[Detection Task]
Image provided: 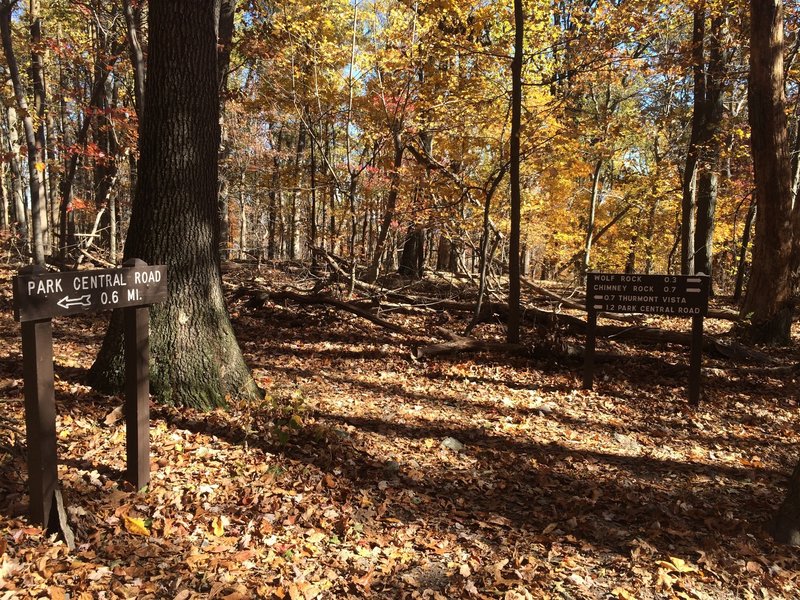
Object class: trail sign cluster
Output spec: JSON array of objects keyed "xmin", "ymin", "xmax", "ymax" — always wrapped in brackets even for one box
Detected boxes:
[
  {"xmin": 12, "ymin": 259, "xmax": 167, "ymax": 546},
  {"xmin": 583, "ymin": 273, "xmax": 710, "ymax": 406},
  {"xmin": 586, "ymin": 273, "xmax": 709, "ymax": 316}
]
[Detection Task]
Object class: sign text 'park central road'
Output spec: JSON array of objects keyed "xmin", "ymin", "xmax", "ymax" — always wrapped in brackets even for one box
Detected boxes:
[
  {"xmin": 13, "ymin": 264, "xmax": 167, "ymax": 322},
  {"xmin": 586, "ymin": 272, "xmax": 709, "ymax": 316}
]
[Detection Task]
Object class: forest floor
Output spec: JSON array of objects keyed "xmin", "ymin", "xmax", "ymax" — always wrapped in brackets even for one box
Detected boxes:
[{"xmin": 1, "ymin": 261, "xmax": 799, "ymax": 599}]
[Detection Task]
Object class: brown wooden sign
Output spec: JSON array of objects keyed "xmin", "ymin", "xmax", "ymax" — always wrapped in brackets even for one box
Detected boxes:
[
  {"xmin": 13, "ymin": 264, "xmax": 167, "ymax": 322},
  {"xmin": 586, "ymin": 273, "xmax": 710, "ymax": 316},
  {"xmin": 583, "ymin": 272, "xmax": 710, "ymax": 407},
  {"xmin": 12, "ymin": 259, "xmax": 166, "ymax": 547}
]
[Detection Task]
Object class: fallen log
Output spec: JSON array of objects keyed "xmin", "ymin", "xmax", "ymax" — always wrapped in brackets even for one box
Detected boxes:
[
  {"xmin": 236, "ymin": 283, "xmax": 768, "ymax": 365},
  {"xmin": 593, "ymin": 325, "xmax": 774, "ymax": 364},
  {"xmin": 244, "ymin": 289, "xmax": 416, "ymax": 336},
  {"xmin": 706, "ymin": 308, "xmax": 740, "ymax": 321},
  {"xmin": 427, "ymin": 302, "xmax": 771, "ymax": 364},
  {"xmin": 413, "ymin": 328, "xmax": 523, "ymax": 359},
  {"xmin": 520, "ymin": 277, "xmax": 638, "ymax": 324}
]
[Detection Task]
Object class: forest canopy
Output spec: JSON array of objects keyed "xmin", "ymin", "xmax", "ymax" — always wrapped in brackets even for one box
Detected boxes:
[{"xmin": 0, "ymin": 0, "xmax": 795, "ymax": 296}]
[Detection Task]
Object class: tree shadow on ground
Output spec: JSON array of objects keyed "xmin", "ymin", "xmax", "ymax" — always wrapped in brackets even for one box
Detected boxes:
[
  {"xmin": 261, "ymin": 360, "xmax": 796, "ymax": 468},
  {"xmin": 153, "ymin": 401, "xmax": 790, "ymax": 568}
]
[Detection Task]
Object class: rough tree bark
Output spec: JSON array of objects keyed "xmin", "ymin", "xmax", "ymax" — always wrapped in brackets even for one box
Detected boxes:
[
  {"xmin": 89, "ymin": 0, "xmax": 260, "ymax": 409},
  {"xmin": 751, "ymin": 1, "xmax": 800, "ymax": 545},
  {"xmin": 740, "ymin": 0, "xmax": 794, "ymax": 345}
]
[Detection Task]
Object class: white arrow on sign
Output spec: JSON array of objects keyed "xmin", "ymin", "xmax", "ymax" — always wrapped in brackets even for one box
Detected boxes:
[{"xmin": 57, "ymin": 295, "xmax": 92, "ymax": 309}]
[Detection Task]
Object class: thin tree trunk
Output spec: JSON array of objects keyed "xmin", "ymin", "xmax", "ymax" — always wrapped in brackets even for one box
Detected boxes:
[
  {"xmin": 310, "ymin": 122, "xmax": 317, "ymax": 268},
  {"xmin": 0, "ymin": 161, "xmax": 8, "ymax": 229},
  {"xmin": 217, "ymin": 0, "xmax": 236, "ymax": 261},
  {"xmin": 346, "ymin": 174, "xmax": 357, "ymax": 259},
  {"xmin": 122, "ymin": 0, "xmax": 145, "ymax": 118},
  {"xmin": 644, "ymin": 190, "xmax": 660, "ymax": 274},
  {"xmin": 507, "ymin": 0, "xmax": 523, "ymax": 344},
  {"xmin": 3, "ymin": 104, "xmax": 27, "ymax": 242},
  {"xmin": 582, "ymin": 160, "xmax": 603, "ymax": 281},
  {"xmin": 57, "ymin": 61, "xmax": 116, "ymax": 257},
  {"xmin": 366, "ymin": 130, "xmax": 403, "ymax": 282},
  {"xmin": 0, "ymin": 1, "xmax": 45, "ymax": 263},
  {"xmin": 290, "ymin": 125, "xmax": 305, "ymax": 260},
  {"xmin": 681, "ymin": 6, "xmax": 705, "ymax": 276},
  {"xmin": 267, "ymin": 127, "xmax": 282, "ymax": 260},
  {"xmin": 29, "ymin": 0, "xmax": 48, "ymax": 257},
  {"xmin": 791, "ymin": 107, "xmax": 800, "ymax": 284},
  {"xmin": 694, "ymin": 14, "xmax": 728, "ymax": 281},
  {"xmin": 733, "ymin": 199, "xmax": 755, "ymax": 302},
  {"xmin": 95, "ymin": 77, "xmax": 119, "ymax": 254},
  {"xmin": 239, "ymin": 175, "xmax": 247, "ymax": 260},
  {"xmin": 45, "ymin": 111, "xmax": 58, "ymax": 254}
]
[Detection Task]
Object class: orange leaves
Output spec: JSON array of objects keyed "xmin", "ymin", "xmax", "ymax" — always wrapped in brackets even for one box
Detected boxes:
[{"xmin": 1, "ymin": 262, "xmax": 799, "ymax": 598}]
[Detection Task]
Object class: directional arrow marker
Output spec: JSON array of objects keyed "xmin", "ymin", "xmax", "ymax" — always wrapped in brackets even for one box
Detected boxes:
[{"xmin": 56, "ymin": 295, "xmax": 92, "ymax": 310}]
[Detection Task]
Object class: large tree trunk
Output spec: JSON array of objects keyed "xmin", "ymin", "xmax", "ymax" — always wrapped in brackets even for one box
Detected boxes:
[
  {"xmin": 772, "ymin": 461, "xmax": 800, "ymax": 546},
  {"xmin": 90, "ymin": 0, "xmax": 260, "ymax": 409},
  {"xmin": 741, "ymin": 0, "xmax": 794, "ymax": 346},
  {"xmin": 398, "ymin": 225, "xmax": 424, "ymax": 279}
]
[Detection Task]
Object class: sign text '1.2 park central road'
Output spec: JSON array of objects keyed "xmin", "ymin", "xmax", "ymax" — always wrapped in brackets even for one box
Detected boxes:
[{"xmin": 13, "ymin": 264, "xmax": 167, "ymax": 322}]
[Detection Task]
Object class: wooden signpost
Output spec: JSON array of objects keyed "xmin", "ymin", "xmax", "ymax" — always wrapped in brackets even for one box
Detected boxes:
[
  {"xmin": 583, "ymin": 273, "xmax": 710, "ymax": 405},
  {"xmin": 12, "ymin": 259, "xmax": 167, "ymax": 544}
]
